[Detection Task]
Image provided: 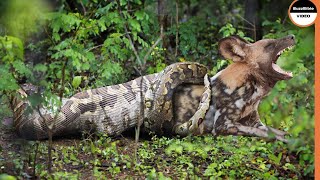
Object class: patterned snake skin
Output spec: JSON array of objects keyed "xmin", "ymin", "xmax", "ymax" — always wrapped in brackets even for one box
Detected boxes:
[{"xmin": 11, "ymin": 62, "xmax": 211, "ymax": 140}]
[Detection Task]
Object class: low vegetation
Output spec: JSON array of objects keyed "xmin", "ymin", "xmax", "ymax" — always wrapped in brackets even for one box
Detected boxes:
[{"xmin": 0, "ymin": 133, "xmax": 314, "ymax": 179}]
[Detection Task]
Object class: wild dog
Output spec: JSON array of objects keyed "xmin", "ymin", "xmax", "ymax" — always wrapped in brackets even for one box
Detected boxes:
[{"xmin": 174, "ymin": 35, "xmax": 295, "ymax": 142}]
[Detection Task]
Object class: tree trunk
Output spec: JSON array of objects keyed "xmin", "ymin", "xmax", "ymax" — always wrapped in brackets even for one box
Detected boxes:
[
  {"xmin": 157, "ymin": 0, "xmax": 168, "ymax": 58},
  {"xmin": 244, "ymin": 0, "xmax": 261, "ymax": 40}
]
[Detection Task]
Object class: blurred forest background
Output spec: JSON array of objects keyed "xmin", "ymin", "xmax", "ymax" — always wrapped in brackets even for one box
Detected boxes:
[{"xmin": 0, "ymin": 0, "xmax": 314, "ymax": 179}]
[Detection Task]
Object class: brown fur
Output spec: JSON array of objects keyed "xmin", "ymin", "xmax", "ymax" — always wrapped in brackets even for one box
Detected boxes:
[
  {"xmin": 219, "ymin": 63, "xmax": 251, "ymax": 91},
  {"xmin": 173, "ymin": 84, "xmax": 204, "ymax": 123}
]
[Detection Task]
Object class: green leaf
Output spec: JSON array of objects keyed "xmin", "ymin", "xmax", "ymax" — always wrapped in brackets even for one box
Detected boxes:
[
  {"xmin": 70, "ymin": 153, "xmax": 78, "ymax": 161},
  {"xmin": 0, "ymin": 67, "xmax": 19, "ymax": 91},
  {"xmin": 86, "ymin": 52, "xmax": 95, "ymax": 62},
  {"xmin": 82, "ymin": 63, "xmax": 90, "ymax": 71},
  {"xmin": 268, "ymin": 152, "xmax": 282, "ymax": 166},
  {"xmin": 135, "ymin": 11, "xmax": 144, "ymax": 20},
  {"xmin": 128, "ymin": 19, "xmax": 141, "ymax": 32},
  {"xmin": 34, "ymin": 64, "xmax": 48, "ymax": 72},
  {"xmin": 0, "ymin": 174, "xmax": 16, "ymax": 180},
  {"xmin": 52, "ymin": 32, "xmax": 60, "ymax": 41},
  {"xmin": 72, "ymin": 76, "xmax": 82, "ymax": 88},
  {"xmin": 27, "ymin": 93, "xmax": 43, "ymax": 108},
  {"xmin": 6, "ymin": 36, "xmax": 24, "ymax": 59},
  {"xmin": 12, "ymin": 61, "xmax": 32, "ymax": 78},
  {"xmin": 204, "ymin": 163, "xmax": 217, "ymax": 176}
]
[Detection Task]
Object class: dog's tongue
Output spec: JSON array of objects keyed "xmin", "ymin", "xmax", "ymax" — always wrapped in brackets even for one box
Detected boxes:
[{"xmin": 272, "ymin": 63, "xmax": 293, "ymax": 77}]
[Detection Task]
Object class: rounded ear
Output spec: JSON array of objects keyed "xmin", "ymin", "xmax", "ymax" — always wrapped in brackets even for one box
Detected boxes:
[{"xmin": 218, "ymin": 36, "xmax": 248, "ymax": 62}]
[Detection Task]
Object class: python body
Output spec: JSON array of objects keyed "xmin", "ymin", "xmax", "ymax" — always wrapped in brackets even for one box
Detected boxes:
[
  {"xmin": 11, "ymin": 35, "xmax": 295, "ymax": 142},
  {"xmin": 11, "ymin": 62, "xmax": 211, "ymax": 140}
]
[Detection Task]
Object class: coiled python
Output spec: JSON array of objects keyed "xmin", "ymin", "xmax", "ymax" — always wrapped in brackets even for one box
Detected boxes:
[{"xmin": 11, "ymin": 62, "xmax": 211, "ymax": 140}]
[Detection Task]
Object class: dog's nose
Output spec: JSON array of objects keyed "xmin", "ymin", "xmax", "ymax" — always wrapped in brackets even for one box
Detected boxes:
[{"xmin": 288, "ymin": 34, "xmax": 295, "ymax": 40}]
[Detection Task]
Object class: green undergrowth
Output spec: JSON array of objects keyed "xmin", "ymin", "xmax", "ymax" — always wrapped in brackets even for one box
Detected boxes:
[{"xmin": 0, "ymin": 135, "xmax": 313, "ymax": 179}]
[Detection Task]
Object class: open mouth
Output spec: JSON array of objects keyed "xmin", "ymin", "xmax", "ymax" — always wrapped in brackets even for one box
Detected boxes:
[{"xmin": 272, "ymin": 45, "xmax": 294, "ymax": 78}]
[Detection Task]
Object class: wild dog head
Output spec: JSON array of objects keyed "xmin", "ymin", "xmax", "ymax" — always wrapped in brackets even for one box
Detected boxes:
[{"xmin": 218, "ymin": 35, "xmax": 295, "ymax": 82}]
